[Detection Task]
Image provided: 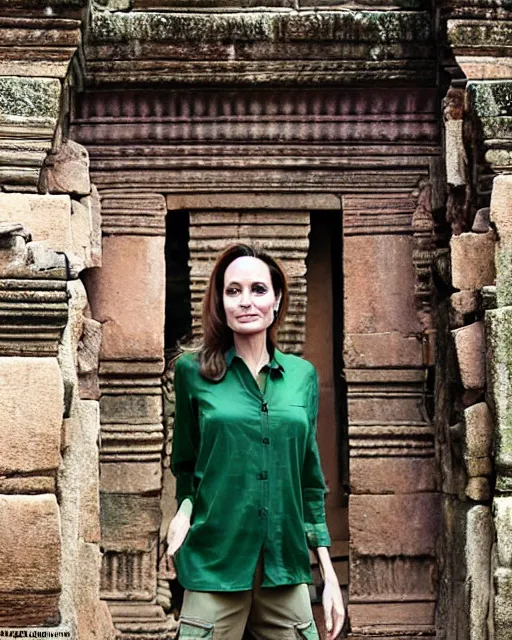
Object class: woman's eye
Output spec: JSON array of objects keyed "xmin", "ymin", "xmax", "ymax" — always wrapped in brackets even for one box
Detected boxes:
[
  {"xmin": 252, "ymin": 284, "xmax": 268, "ymax": 295},
  {"xmin": 226, "ymin": 287, "xmax": 240, "ymax": 296}
]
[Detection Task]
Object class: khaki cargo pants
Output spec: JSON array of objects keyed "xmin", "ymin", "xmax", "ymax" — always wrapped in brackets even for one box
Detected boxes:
[{"xmin": 177, "ymin": 559, "xmax": 319, "ymax": 640}]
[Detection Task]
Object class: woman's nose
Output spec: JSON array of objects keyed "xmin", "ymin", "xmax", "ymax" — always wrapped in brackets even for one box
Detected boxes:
[{"xmin": 240, "ymin": 289, "xmax": 251, "ymax": 307}]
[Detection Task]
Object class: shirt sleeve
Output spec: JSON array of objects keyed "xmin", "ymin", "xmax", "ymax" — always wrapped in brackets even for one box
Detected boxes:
[
  {"xmin": 170, "ymin": 355, "xmax": 200, "ymax": 508},
  {"xmin": 302, "ymin": 366, "xmax": 331, "ymax": 549}
]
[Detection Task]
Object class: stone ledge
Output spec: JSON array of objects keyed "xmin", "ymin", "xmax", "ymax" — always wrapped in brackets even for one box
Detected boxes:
[{"xmin": 89, "ymin": 9, "xmax": 432, "ymax": 44}]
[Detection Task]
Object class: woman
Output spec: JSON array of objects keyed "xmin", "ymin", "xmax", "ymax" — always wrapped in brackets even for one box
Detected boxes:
[{"xmin": 167, "ymin": 244, "xmax": 345, "ymax": 640}]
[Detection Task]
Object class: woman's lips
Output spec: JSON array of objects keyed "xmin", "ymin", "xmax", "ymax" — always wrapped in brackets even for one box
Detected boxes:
[{"xmin": 236, "ymin": 314, "xmax": 259, "ymax": 321}]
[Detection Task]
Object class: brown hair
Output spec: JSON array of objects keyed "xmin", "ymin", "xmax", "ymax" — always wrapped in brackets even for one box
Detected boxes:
[{"xmin": 199, "ymin": 243, "xmax": 289, "ymax": 381}]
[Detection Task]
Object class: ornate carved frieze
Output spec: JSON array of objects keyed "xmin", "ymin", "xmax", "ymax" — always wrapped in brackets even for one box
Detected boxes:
[
  {"xmin": 100, "ymin": 192, "xmax": 166, "ymax": 236},
  {"xmin": 84, "ymin": 8, "xmax": 435, "ymax": 86},
  {"xmin": 70, "ymin": 87, "xmax": 438, "ymax": 193},
  {"xmin": 343, "ymin": 193, "xmax": 418, "ymax": 236},
  {"xmin": 0, "ymin": 222, "xmax": 68, "ymax": 356},
  {"xmin": 411, "ymin": 179, "xmax": 436, "ymax": 342},
  {"xmin": 188, "ymin": 210, "xmax": 310, "ymax": 354},
  {"xmin": 73, "ymin": 87, "xmax": 439, "ymax": 147},
  {"xmin": 0, "ymin": 15, "xmax": 82, "ymax": 78},
  {"xmin": 0, "ymin": 0, "xmax": 87, "ymax": 191}
]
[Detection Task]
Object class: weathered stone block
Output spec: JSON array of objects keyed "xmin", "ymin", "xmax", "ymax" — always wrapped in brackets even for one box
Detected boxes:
[
  {"xmin": 490, "ymin": 175, "xmax": 512, "ymax": 307},
  {"xmin": 452, "ymin": 321, "xmax": 486, "ymax": 390},
  {"xmin": 344, "ymin": 234, "xmax": 420, "ymax": 335},
  {"xmin": 445, "ymin": 119, "xmax": 466, "ymax": 187},
  {"xmin": 0, "ymin": 494, "xmax": 61, "ymax": 626},
  {"xmin": 450, "ymin": 231, "xmax": 496, "ymax": 291},
  {"xmin": 40, "ymin": 140, "xmax": 91, "ymax": 196},
  {"xmin": 466, "ymin": 506, "xmax": 492, "ymax": 640},
  {"xmin": 486, "ymin": 308, "xmax": 512, "ymax": 480},
  {"xmin": 473, "ymin": 207, "xmax": 491, "ymax": 234},
  {"xmin": 78, "ymin": 401, "xmax": 101, "ymax": 544},
  {"xmin": 78, "ymin": 318, "xmax": 102, "ymax": 400},
  {"xmin": 85, "ymin": 235, "xmax": 165, "ymax": 360},
  {"xmin": 466, "ymin": 457, "xmax": 492, "ymax": 478},
  {"xmin": 100, "ymin": 461, "xmax": 162, "ymax": 494},
  {"xmin": 350, "ymin": 494, "xmax": 440, "ymax": 556},
  {"xmin": 464, "ymin": 404, "xmax": 493, "ymax": 455},
  {"xmin": 90, "ymin": 185, "xmax": 102, "ymax": 267},
  {"xmin": 495, "ymin": 567, "xmax": 512, "ymax": 640},
  {"xmin": 0, "ymin": 76, "xmax": 61, "ymax": 122},
  {"xmin": 0, "ymin": 193, "xmax": 72, "ymax": 254},
  {"xmin": 0, "ymin": 357, "xmax": 63, "ymax": 476},
  {"xmin": 76, "ymin": 541, "xmax": 117, "ymax": 640},
  {"xmin": 451, "ymin": 290, "xmax": 479, "ymax": 317},
  {"xmin": 71, "ymin": 198, "xmax": 93, "ymax": 271},
  {"xmin": 100, "ymin": 494, "xmax": 161, "ymax": 552},
  {"xmin": 100, "ymin": 392, "xmax": 162, "ymax": 423},
  {"xmin": 466, "ymin": 477, "xmax": 491, "ymax": 501},
  {"xmin": 495, "ymin": 497, "xmax": 512, "ymax": 569},
  {"xmin": 350, "ymin": 457, "xmax": 436, "ymax": 494}
]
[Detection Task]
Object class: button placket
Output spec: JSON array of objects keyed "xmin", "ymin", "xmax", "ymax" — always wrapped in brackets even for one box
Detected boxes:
[{"xmin": 260, "ymin": 396, "xmax": 270, "ymax": 523}]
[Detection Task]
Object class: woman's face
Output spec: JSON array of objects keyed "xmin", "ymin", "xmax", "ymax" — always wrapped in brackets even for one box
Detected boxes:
[{"xmin": 223, "ymin": 256, "xmax": 278, "ymax": 337}]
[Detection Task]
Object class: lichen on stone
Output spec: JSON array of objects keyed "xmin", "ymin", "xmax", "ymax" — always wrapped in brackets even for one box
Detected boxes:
[
  {"xmin": 0, "ymin": 76, "xmax": 61, "ymax": 123},
  {"xmin": 89, "ymin": 7, "xmax": 432, "ymax": 44}
]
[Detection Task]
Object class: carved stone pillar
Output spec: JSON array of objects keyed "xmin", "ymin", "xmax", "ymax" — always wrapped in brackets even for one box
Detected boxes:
[
  {"xmin": 0, "ymin": 222, "xmax": 67, "ymax": 625},
  {"xmin": 343, "ymin": 190, "xmax": 439, "ymax": 639},
  {"xmin": 85, "ymin": 192, "xmax": 167, "ymax": 637},
  {"xmin": 188, "ymin": 210, "xmax": 310, "ymax": 354}
]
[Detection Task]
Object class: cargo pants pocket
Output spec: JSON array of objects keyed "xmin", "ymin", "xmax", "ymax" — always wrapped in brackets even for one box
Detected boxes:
[
  {"xmin": 294, "ymin": 620, "xmax": 320, "ymax": 640},
  {"xmin": 177, "ymin": 617, "xmax": 214, "ymax": 639}
]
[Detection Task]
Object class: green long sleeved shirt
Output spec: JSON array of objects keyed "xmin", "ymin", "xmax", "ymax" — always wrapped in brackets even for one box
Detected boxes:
[{"xmin": 170, "ymin": 346, "xmax": 331, "ymax": 592}]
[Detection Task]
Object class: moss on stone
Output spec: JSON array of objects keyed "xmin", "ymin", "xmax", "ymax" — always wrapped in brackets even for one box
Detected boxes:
[
  {"xmin": 486, "ymin": 149, "xmax": 512, "ymax": 168},
  {"xmin": 89, "ymin": 8, "xmax": 432, "ymax": 44},
  {"xmin": 496, "ymin": 249, "xmax": 512, "ymax": 308},
  {"xmin": 487, "ymin": 309, "xmax": 512, "ymax": 473},
  {"xmin": 468, "ymin": 81, "xmax": 512, "ymax": 118},
  {"xmin": 0, "ymin": 77, "xmax": 61, "ymax": 122},
  {"xmin": 449, "ymin": 20, "xmax": 512, "ymax": 48}
]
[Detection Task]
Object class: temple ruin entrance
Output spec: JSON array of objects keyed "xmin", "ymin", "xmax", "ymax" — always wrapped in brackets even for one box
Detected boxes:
[
  {"xmin": 73, "ymin": 84, "xmax": 441, "ymax": 639},
  {"xmin": 163, "ymin": 201, "xmax": 350, "ymax": 625}
]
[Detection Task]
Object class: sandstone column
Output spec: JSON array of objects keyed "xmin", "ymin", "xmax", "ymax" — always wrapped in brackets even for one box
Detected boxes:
[
  {"xmin": 85, "ymin": 192, "xmax": 167, "ymax": 636},
  {"xmin": 343, "ymin": 188, "xmax": 439, "ymax": 638}
]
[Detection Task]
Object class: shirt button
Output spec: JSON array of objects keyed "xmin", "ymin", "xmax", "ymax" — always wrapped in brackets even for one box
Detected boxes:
[
  {"xmin": 262, "ymin": 437, "xmax": 270, "ymax": 445},
  {"xmin": 259, "ymin": 508, "xmax": 268, "ymax": 519},
  {"xmin": 257, "ymin": 471, "xmax": 268, "ymax": 480}
]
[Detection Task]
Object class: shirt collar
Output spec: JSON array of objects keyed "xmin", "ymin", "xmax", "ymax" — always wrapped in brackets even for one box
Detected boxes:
[{"xmin": 224, "ymin": 345, "xmax": 285, "ymax": 374}]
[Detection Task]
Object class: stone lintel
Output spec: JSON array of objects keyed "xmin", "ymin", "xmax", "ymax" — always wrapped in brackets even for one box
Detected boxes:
[
  {"xmin": 448, "ymin": 19, "xmax": 512, "ymax": 54},
  {"xmin": 84, "ymin": 8, "xmax": 435, "ymax": 84},
  {"xmin": 89, "ymin": 9, "xmax": 432, "ymax": 45}
]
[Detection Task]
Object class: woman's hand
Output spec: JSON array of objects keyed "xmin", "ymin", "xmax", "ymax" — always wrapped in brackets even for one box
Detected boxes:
[
  {"xmin": 322, "ymin": 574, "xmax": 345, "ymax": 640},
  {"xmin": 166, "ymin": 501, "xmax": 192, "ymax": 579},
  {"xmin": 317, "ymin": 547, "xmax": 346, "ymax": 640}
]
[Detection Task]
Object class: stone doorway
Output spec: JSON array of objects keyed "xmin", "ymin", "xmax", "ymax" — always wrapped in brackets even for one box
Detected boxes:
[
  {"xmin": 162, "ymin": 203, "xmax": 350, "ymax": 628},
  {"xmin": 72, "ymin": 84, "xmax": 441, "ymax": 639}
]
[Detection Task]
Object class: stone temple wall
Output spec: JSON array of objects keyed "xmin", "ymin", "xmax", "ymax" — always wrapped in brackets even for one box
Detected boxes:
[
  {"xmin": 1, "ymin": 0, "xmax": 512, "ymax": 639},
  {"xmin": 0, "ymin": 1, "xmax": 115, "ymax": 638}
]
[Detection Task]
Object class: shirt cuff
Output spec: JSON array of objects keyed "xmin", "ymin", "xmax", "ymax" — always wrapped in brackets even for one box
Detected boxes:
[
  {"xmin": 178, "ymin": 497, "xmax": 194, "ymax": 518},
  {"xmin": 305, "ymin": 522, "xmax": 331, "ymax": 548}
]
